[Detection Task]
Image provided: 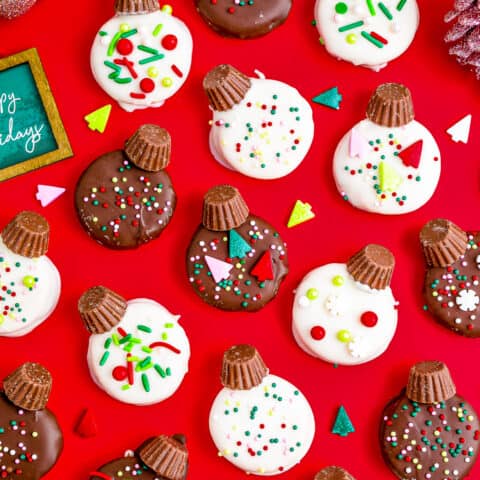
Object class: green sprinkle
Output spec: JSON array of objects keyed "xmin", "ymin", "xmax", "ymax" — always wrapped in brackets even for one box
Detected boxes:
[
  {"xmin": 166, "ymin": 367, "xmax": 171, "ymax": 376},
  {"xmin": 139, "ymin": 54, "xmax": 165, "ymax": 65},
  {"xmin": 121, "ymin": 384, "xmax": 131, "ymax": 391},
  {"xmin": 138, "ymin": 45, "xmax": 159, "ymax": 54},
  {"xmin": 154, "ymin": 364, "xmax": 166, "ymax": 378},
  {"xmin": 138, "ymin": 325, "xmax": 152, "ymax": 333},
  {"xmin": 107, "ymin": 31, "xmax": 122, "ymax": 57},
  {"xmin": 164, "ymin": 323, "xmax": 174, "ymax": 328},
  {"xmin": 119, "ymin": 334, "xmax": 132, "ymax": 344},
  {"xmin": 338, "ymin": 20, "xmax": 364, "ymax": 32},
  {"xmin": 104, "ymin": 338, "xmax": 112, "ymax": 349},
  {"xmin": 99, "ymin": 30, "xmax": 108, "ymax": 36},
  {"xmin": 121, "ymin": 28, "xmax": 138, "ymax": 38},
  {"xmin": 113, "ymin": 77, "xmax": 132, "ymax": 84},
  {"xmin": 396, "ymin": 0, "xmax": 407, "ymax": 10},
  {"xmin": 378, "ymin": 2, "xmax": 393, "ymax": 19},
  {"xmin": 141, "ymin": 374, "xmax": 150, "ymax": 392},
  {"xmin": 361, "ymin": 31, "xmax": 384, "ymax": 48},
  {"xmin": 112, "ymin": 334, "xmax": 120, "ymax": 345},
  {"xmin": 99, "ymin": 351, "xmax": 109, "ymax": 366},
  {"xmin": 366, "ymin": 0, "xmax": 376, "ymax": 15},
  {"xmin": 153, "ymin": 23, "xmax": 163, "ymax": 36},
  {"xmin": 142, "ymin": 346, "xmax": 153, "ymax": 354}
]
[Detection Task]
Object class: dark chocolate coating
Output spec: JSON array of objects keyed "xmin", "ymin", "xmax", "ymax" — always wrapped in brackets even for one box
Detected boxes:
[
  {"xmin": 90, "ymin": 456, "xmax": 158, "ymax": 480},
  {"xmin": 186, "ymin": 215, "xmax": 288, "ymax": 311},
  {"xmin": 0, "ymin": 392, "xmax": 63, "ymax": 479},
  {"xmin": 75, "ymin": 151, "xmax": 176, "ymax": 249},
  {"xmin": 424, "ymin": 233, "xmax": 480, "ymax": 337},
  {"xmin": 195, "ymin": 0, "xmax": 292, "ymax": 39},
  {"xmin": 380, "ymin": 390, "xmax": 480, "ymax": 480}
]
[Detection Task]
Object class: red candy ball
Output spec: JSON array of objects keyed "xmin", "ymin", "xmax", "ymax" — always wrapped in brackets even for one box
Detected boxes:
[
  {"xmin": 112, "ymin": 366, "xmax": 128, "ymax": 381},
  {"xmin": 140, "ymin": 78, "xmax": 155, "ymax": 93},
  {"xmin": 361, "ymin": 311, "xmax": 378, "ymax": 327},
  {"xmin": 310, "ymin": 326, "xmax": 326, "ymax": 340},
  {"xmin": 161, "ymin": 34, "xmax": 178, "ymax": 50},
  {"xmin": 116, "ymin": 38, "xmax": 133, "ymax": 56}
]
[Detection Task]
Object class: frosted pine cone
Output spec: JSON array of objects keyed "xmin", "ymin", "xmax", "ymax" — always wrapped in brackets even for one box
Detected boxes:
[{"xmin": 445, "ymin": 0, "xmax": 480, "ymax": 79}]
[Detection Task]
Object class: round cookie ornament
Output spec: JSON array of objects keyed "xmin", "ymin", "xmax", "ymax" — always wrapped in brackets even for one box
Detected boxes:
[
  {"xmin": 333, "ymin": 83, "xmax": 441, "ymax": 214},
  {"xmin": 0, "ymin": 362, "xmax": 63, "ymax": 479},
  {"xmin": 380, "ymin": 361, "xmax": 480, "ymax": 480},
  {"xmin": 293, "ymin": 244, "xmax": 398, "ymax": 365},
  {"xmin": 420, "ymin": 218, "xmax": 480, "ymax": 337},
  {"xmin": 186, "ymin": 185, "xmax": 288, "ymax": 311},
  {"xmin": 314, "ymin": 466, "xmax": 356, "ymax": 480},
  {"xmin": 90, "ymin": 0, "xmax": 193, "ymax": 112},
  {"xmin": 195, "ymin": 0, "xmax": 292, "ymax": 39},
  {"xmin": 90, "ymin": 434, "xmax": 188, "ymax": 480},
  {"xmin": 209, "ymin": 345, "xmax": 315, "ymax": 475},
  {"xmin": 78, "ymin": 286, "xmax": 190, "ymax": 406},
  {"xmin": 0, "ymin": 0, "xmax": 36, "ymax": 19},
  {"xmin": 204, "ymin": 65, "xmax": 314, "ymax": 180},
  {"xmin": 314, "ymin": 0, "xmax": 419, "ymax": 70},
  {"xmin": 0, "ymin": 211, "xmax": 61, "ymax": 337},
  {"xmin": 75, "ymin": 124, "xmax": 177, "ymax": 249}
]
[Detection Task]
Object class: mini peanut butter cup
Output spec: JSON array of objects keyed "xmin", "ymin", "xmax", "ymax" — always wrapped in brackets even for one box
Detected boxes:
[
  {"xmin": 406, "ymin": 361, "xmax": 456, "ymax": 404},
  {"xmin": 124, "ymin": 124, "xmax": 171, "ymax": 172},
  {"xmin": 3, "ymin": 362, "xmax": 52, "ymax": 411},
  {"xmin": 114, "ymin": 0, "xmax": 158, "ymax": 14},
  {"xmin": 203, "ymin": 64, "xmax": 251, "ymax": 112},
  {"xmin": 221, "ymin": 344, "xmax": 268, "ymax": 390},
  {"xmin": 420, "ymin": 218, "xmax": 468, "ymax": 268},
  {"xmin": 366, "ymin": 83, "xmax": 414, "ymax": 127},
  {"xmin": 347, "ymin": 244, "xmax": 395, "ymax": 290},
  {"xmin": 1, "ymin": 211, "xmax": 49, "ymax": 258},
  {"xmin": 314, "ymin": 466, "xmax": 356, "ymax": 480},
  {"xmin": 139, "ymin": 434, "xmax": 188, "ymax": 480},
  {"xmin": 78, "ymin": 286, "xmax": 127, "ymax": 334},
  {"xmin": 202, "ymin": 185, "xmax": 249, "ymax": 231}
]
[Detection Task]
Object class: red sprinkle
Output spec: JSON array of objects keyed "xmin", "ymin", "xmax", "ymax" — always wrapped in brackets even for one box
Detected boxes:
[
  {"xmin": 161, "ymin": 34, "xmax": 178, "ymax": 50},
  {"xmin": 310, "ymin": 326, "xmax": 325, "ymax": 340}
]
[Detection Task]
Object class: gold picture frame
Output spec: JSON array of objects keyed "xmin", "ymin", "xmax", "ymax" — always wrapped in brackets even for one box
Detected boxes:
[{"xmin": 0, "ymin": 47, "xmax": 73, "ymax": 182}]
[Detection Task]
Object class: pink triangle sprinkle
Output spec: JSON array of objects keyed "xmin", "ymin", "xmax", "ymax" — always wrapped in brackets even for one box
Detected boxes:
[
  {"xmin": 35, "ymin": 185, "xmax": 66, "ymax": 207},
  {"xmin": 204, "ymin": 255, "xmax": 233, "ymax": 283}
]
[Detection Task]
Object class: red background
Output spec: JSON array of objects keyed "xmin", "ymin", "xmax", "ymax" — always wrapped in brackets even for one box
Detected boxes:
[{"xmin": 1, "ymin": 0, "xmax": 480, "ymax": 478}]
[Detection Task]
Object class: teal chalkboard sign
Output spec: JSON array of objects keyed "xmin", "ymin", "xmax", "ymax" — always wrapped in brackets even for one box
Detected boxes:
[{"xmin": 0, "ymin": 48, "xmax": 72, "ymax": 181}]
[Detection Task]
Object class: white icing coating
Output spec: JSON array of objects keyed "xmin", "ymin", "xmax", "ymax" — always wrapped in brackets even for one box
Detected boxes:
[
  {"xmin": 292, "ymin": 263, "xmax": 397, "ymax": 365},
  {"xmin": 315, "ymin": 0, "xmax": 419, "ymax": 70},
  {"xmin": 209, "ymin": 374, "xmax": 314, "ymax": 476},
  {"xmin": 209, "ymin": 77, "xmax": 314, "ymax": 180},
  {"xmin": 0, "ymin": 238, "xmax": 60, "ymax": 337},
  {"xmin": 333, "ymin": 119, "xmax": 441, "ymax": 214},
  {"xmin": 87, "ymin": 298, "xmax": 190, "ymax": 405},
  {"xmin": 90, "ymin": 10, "xmax": 192, "ymax": 112}
]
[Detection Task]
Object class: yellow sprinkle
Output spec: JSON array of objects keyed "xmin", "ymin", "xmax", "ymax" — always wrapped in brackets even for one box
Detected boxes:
[
  {"xmin": 468, "ymin": 415, "xmax": 474, "ymax": 421},
  {"xmin": 416, "ymin": 465, "xmax": 422, "ymax": 470},
  {"xmin": 92, "ymin": 187, "xmax": 98, "ymax": 193},
  {"xmin": 268, "ymin": 409, "xmax": 273, "ymax": 416},
  {"xmin": 32, "ymin": 432, "xmax": 38, "ymax": 438},
  {"xmin": 161, "ymin": 4, "xmax": 172, "ymax": 14},
  {"xmin": 122, "ymin": 177, "xmax": 127, "ymax": 182},
  {"xmin": 225, "ymin": 287, "xmax": 231, "ymax": 292},
  {"xmin": 411, "ymin": 440, "xmax": 417, "ymax": 445},
  {"xmin": 223, "ymin": 236, "xmax": 228, "ymax": 242},
  {"xmin": 412, "ymin": 458, "xmax": 418, "ymax": 464},
  {"xmin": 434, "ymin": 431, "xmax": 440, "ymax": 436},
  {"xmin": 120, "ymin": 204, "xmax": 126, "ymax": 209},
  {"xmin": 112, "ymin": 177, "xmax": 118, "ymax": 183},
  {"xmin": 346, "ymin": 33, "xmax": 357, "ymax": 44},
  {"xmin": 238, "ymin": 274, "xmax": 244, "ymax": 280},
  {"xmin": 235, "ymin": 263, "xmax": 241, "ymax": 269},
  {"xmin": 441, "ymin": 452, "xmax": 447, "ymax": 457},
  {"xmin": 223, "ymin": 449, "xmax": 231, "ymax": 456},
  {"xmin": 119, "ymin": 23, "xmax": 130, "ymax": 32},
  {"xmin": 162, "ymin": 77, "xmax": 173, "ymax": 88},
  {"xmin": 0, "ymin": 315, "xmax": 4, "ymax": 325},
  {"xmin": 8, "ymin": 313, "xmax": 14, "ymax": 319},
  {"xmin": 258, "ymin": 468, "xmax": 265, "ymax": 474},
  {"xmin": 232, "ymin": 425, "xmax": 237, "ymax": 431},
  {"xmin": 93, "ymin": 217, "xmax": 98, "ymax": 223},
  {"xmin": 224, "ymin": 400, "xmax": 230, "ymax": 406},
  {"xmin": 402, "ymin": 434, "xmax": 408, "ymax": 440},
  {"xmin": 148, "ymin": 67, "xmax": 159, "ymax": 78},
  {"xmin": 432, "ymin": 292, "xmax": 438, "ymax": 297}
]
